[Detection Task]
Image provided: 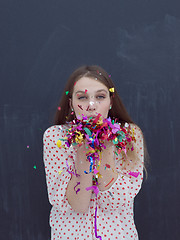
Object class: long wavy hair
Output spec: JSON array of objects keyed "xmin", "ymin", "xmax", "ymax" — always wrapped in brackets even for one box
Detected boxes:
[{"xmin": 53, "ymin": 65, "xmax": 149, "ymax": 175}]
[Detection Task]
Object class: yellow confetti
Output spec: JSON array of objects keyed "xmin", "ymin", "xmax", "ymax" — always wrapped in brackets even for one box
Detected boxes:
[
  {"xmin": 58, "ymin": 170, "xmax": 62, "ymax": 175},
  {"xmin": 109, "ymin": 87, "xmax": 114, "ymax": 92},
  {"xmin": 56, "ymin": 140, "xmax": 62, "ymax": 148}
]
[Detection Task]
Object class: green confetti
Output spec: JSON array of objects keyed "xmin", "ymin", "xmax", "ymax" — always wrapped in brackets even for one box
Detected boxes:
[
  {"xmin": 115, "ymin": 151, "xmax": 118, "ymax": 156},
  {"xmin": 66, "ymin": 91, "xmax": 69, "ymax": 95},
  {"xmin": 84, "ymin": 127, "xmax": 92, "ymax": 136},
  {"xmin": 33, "ymin": 165, "xmax": 37, "ymax": 169}
]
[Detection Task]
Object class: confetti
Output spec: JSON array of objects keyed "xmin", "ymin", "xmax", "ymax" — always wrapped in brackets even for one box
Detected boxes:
[
  {"xmin": 61, "ymin": 113, "xmax": 136, "ymax": 238},
  {"xmin": 95, "ymin": 206, "xmax": 102, "ymax": 240},
  {"xmin": 33, "ymin": 165, "xmax": 37, "ymax": 169},
  {"xmin": 86, "ymin": 185, "xmax": 99, "ymax": 195},
  {"xmin": 86, "ymin": 106, "xmax": 90, "ymax": 111},
  {"xmin": 128, "ymin": 171, "xmax": 140, "ymax": 178},
  {"xmin": 109, "ymin": 87, "xmax": 114, "ymax": 92},
  {"xmin": 85, "ymin": 89, "xmax": 88, "ymax": 93},
  {"xmin": 78, "ymin": 105, "xmax": 83, "ymax": 110},
  {"xmin": 58, "ymin": 106, "xmax": 61, "ymax": 111},
  {"xmin": 58, "ymin": 170, "xmax": 62, "ymax": 175},
  {"xmin": 105, "ymin": 178, "xmax": 114, "ymax": 187},
  {"xmin": 94, "ymin": 169, "xmax": 99, "ymax": 174},
  {"xmin": 56, "ymin": 140, "xmax": 62, "ymax": 148},
  {"xmin": 75, "ymin": 188, "xmax": 80, "ymax": 194},
  {"xmin": 109, "ymin": 191, "xmax": 114, "ymax": 197},
  {"xmin": 105, "ymin": 164, "xmax": 111, "ymax": 168},
  {"xmin": 65, "ymin": 91, "xmax": 69, "ymax": 95},
  {"xmin": 27, "ymin": 145, "xmax": 29, "ymax": 148}
]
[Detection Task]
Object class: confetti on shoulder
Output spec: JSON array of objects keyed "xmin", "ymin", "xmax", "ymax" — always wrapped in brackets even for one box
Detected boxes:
[{"xmin": 128, "ymin": 171, "xmax": 140, "ymax": 178}]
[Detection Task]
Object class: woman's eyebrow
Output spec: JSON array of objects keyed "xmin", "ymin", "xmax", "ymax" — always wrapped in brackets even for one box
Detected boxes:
[{"xmin": 75, "ymin": 89, "xmax": 108, "ymax": 94}]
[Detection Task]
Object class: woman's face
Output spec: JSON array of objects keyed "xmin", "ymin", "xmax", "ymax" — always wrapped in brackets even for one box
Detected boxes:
[{"xmin": 70, "ymin": 77, "xmax": 112, "ymax": 119}]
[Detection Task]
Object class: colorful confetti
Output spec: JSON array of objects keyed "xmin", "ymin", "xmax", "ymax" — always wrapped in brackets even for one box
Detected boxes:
[{"xmin": 59, "ymin": 113, "xmax": 136, "ymax": 239}]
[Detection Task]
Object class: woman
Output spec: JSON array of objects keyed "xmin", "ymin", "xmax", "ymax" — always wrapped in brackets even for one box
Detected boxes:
[{"xmin": 43, "ymin": 65, "xmax": 145, "ymax": 240}]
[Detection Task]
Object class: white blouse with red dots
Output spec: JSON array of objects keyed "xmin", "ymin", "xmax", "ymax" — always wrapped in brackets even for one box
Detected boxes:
[{"xmin": 43, "ymin": 123, "xmax": 144, "ymax": 240}]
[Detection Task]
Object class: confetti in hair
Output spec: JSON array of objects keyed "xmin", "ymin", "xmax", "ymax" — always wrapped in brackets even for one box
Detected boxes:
[{"xmin": 109, "ymin": 87, "xmax": 114, "ymax": 92}]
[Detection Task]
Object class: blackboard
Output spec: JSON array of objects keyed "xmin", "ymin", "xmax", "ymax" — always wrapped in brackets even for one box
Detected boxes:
[{"xmin": 0, "ymin": 0, "xmax": 179, "ymax": 239}]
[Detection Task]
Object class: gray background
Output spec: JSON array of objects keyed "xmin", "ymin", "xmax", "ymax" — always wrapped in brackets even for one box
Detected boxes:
[{"xmin": 0, "ymin": 0, "xmax": 180, "ymax": 239}]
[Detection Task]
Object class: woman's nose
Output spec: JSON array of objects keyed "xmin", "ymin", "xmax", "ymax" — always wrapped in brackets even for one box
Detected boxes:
[{"xmin": 87, "ymin": 100, "xmax": 97, "ymax": 111}]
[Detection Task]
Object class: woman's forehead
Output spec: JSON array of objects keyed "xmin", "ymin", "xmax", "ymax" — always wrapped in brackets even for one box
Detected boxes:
[{"xmin": 73, "ymin": 77, "xmax": 108, "ymax": 93}]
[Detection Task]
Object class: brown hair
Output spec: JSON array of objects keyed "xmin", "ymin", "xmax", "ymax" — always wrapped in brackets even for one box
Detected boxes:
[{"xmin": 54, "ymin": 65, "xmax": 134, "ymax": 125}]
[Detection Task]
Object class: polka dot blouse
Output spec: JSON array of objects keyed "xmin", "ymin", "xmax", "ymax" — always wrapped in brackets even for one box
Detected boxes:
[{"xmin": 43, "ymin": 123, "xmax": 144, "ymax": 240}]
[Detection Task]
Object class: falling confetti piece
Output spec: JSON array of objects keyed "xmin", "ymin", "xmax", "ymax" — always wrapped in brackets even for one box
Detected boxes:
[
  {"xmin": 85, "ymin": 89, "xmax": 88, "ymax": 93},
  {"xmin": 57, "ymin": 106, "xmax": 61, "ymax": 111},
  {"xmin": 65, "ymin": 91, "xmax": 69, "ymax": 95},
  {"xmin": 56, "ymin": 140, "xmax": 62, "ymax": 148},
  {"xmin": 27, "ymin": 145, "xmax": 29, "ymax": 148},
  {"xmin": 109, "ymin": 87, "xmax": 114, "ymax": 92},
  {"xmin": 33, "ymin": 165, "xmax": 37, "ymax": 169}
]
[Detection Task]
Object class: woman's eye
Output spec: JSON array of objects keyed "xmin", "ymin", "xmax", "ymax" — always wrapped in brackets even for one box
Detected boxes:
[
  {"xmin": 97, "ymin": 95, "xmax": 105, "ymax": 99},
  {"xmin": 78, "ymin": 96, "xmax": 87, "ymax": 100}
]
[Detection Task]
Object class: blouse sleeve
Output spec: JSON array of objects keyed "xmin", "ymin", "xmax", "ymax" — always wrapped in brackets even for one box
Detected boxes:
[
  {"xmin": 97, "ymin": 124, "xmax": 144, "ymax": 211},
  {"xmin": 43, "ymin": 125, "xmax": 74, "ymax": 213}
]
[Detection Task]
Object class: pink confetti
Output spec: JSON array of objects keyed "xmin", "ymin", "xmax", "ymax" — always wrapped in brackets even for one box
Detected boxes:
[
  {"xmin": 58, "ymin": 106, "xmax": 61, "ymax": 111},
  {"xmin": 128, "ymin": 171, "xmax": 140, "ymax": 178},
  {"xmin": 94, "ymin": 169, "xmax": 99, "ymax": 174},
  {"xmin": 86, "ymin": 186, "xmax": 99, "ymax": 195}
]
